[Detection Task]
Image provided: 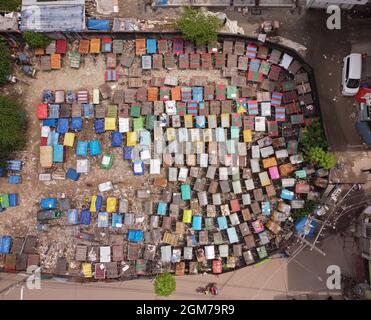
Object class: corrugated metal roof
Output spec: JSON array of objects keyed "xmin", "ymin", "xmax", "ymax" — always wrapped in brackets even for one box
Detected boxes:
[{"xmin": 20, "ymin": 5, "xmax": 84, "ymax": 32}]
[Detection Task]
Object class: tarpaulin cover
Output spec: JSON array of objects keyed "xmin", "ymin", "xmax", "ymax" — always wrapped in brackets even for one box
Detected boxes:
[
  {"xmin": 47, "ymin": 131, "xmax": 59, "ymax": 146},
  {"xmin": 0, "ymin": 236, "xmax": 11, "ymax": 254},
  {"xmin": 124, "ymin": 147, "xmax": 133, "ymax": 160},
  {"xmin": 94, "ymin": 119, "xmax": 105, "ymax": 134},
  {"xmin": 146, "ymin": 39, "xmax": 157, "ymax": 54},
  {"xmin": 37, "ymin": 104, "xmax": 48, "ymax": 119},
  {"xmin": 66, "ymin": 168, "xmax": 80, "ymax": 181},
  {"xmin": 128, "ymin": 230, "xmax": 144, "ymax": 242},
  {"xmin": 227, "ymin": 227, "xmax": 239, "ymax": 243},
  {"xmin": 280, "ymin": 189, "xmax": 294, "ymax": 201},
  {"xmin": 112, "ymin": 213, "xmax": 122, "ymax": 228},
  {"xmin": 8, "ymin": 176, "xmax": 21, "ymax": 184},
  {"xmin": 53, "ymin": 144, "xmax": 64, "ymax": 162},
  {"xmin": 71, "ymin": 117, "xmax": 82, "ymax": 131},
  {"xmin": 192, "ymin": 87, "xmax": 203, "ymax": 102},
  {"xmin": 89, "ymin": 140, "xmax": 101, "ymax": 156},
  {"xmin": 67, "ymin": 209, "xmax": 78, "ymax": 225},
  {"xmin": 83, "ymin": 104, "xmax": 94, "ymax": 118},
  {"xmin": 105, "ymin": 117, "xmax": 116, "ymax": 131},
  {"xmin": 90, "ymin": 195, "xmax": 103, "ymax": 213},
  {"xmin": 7, "ymin": 160, "xmax": 22, "ymax": 171},
  {"xmin": 0, "ymin": 194, "xmax": 9, "ymax": 208},
  {"xmin": 8, "ymin": 194, "xmax": 18, "ymax": 207},
  {"xmin": 192, "ymin": 216, "xmax": 202, "ymax": 231},
  {"xmin": 295, "ymin": 217, "xmax": 317, "ymax": 239},
  {"xmin": 157, "ymin": 202, "xmax": 167, "ymax": 216},
  {"xmin": 97, "ymin": 212, "xmax": 109, "ymax": 228},
  {"xmin": 56, "ymin": 39, "xmax": 67, "ymax": 54},
  {"xmin": 80, "ymin": 210, "xmax": 91, "ymax": 225},
  {"xmin": 43, "ymin": 119, "xmax": 57, "ymax": 127},
  {"xmin": 76, "ymin": 140, "xmax": 88, "ymax": 157},
  {"xmin": 112, "ymin": 132, "xmax": 123, "ymax": 147},
  {"xmin": 0, "ymin": 167, "xmax": 5, "ymax": 177},
  {"xmin": 40, "ymin": 198, "xmax": 57, "ymax": 210},
  {"xmin": 63, "ymin": 132, "xmax": 75, "ymax": 147},
  {"xmin": 57, "ymin": 118, "xmax": 69, "ymax": 134},
  {"xmin": 133, "ymin": 160, "xmax": 144, "ymax": 175},
  {"xmin": 87, "ymin": 19, "xmax": 110, "ymax": 31},
  {"xmin": 48, "ymin": 104, "xmax": 60, "ymax": 119},
  {"xmin": 217, "ymin": 216, "xmax": 228, "ymax": 230},
  {"xmin": 106, "ymin": 197, "xmax": 117, "ymax": 213},
  {"xmin": 101, "ymin": 38, "xmax": 112, "ymax": 53}
]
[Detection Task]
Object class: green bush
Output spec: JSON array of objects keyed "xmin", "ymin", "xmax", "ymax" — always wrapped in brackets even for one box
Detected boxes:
[
  {"xmin": 0, "ymin": 38, "xmax": 12, "ymax": 85},
  {"xmin": 0, "ymin": 95, "xmax": 27, "ymax": 165},
  {"xmin": 23, "ymin": 31, "xmax": 51, "ymax": 49},
  {"xmin": 307, "ymin": 147, "xmax": 337, "ymax": 169},
  {"xmin": 0, "ymin": 0, "xmax": 21, "ymax": 11},
  {"xmin": 153, "ymin": 272, "xmax": 176, "ymax": 297},
  {"xmin": 176, "ymin": 7, "xmax": 222, "ymax": 46}
]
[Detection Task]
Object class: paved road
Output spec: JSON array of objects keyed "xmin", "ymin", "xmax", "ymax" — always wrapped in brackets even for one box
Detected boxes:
[{"xmin": 0, "ymin": 234, "xmax": 352, "ymax": 300}]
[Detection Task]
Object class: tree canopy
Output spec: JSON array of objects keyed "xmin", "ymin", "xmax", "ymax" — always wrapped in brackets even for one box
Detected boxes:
[
  {"xmin": 0, "ymin": 96, "xmax": 27, "ymax": 165},
  {"xmin": 0, "ymin": 38, "xmax": 12, "ymax": 85},
  {"xmin": 153, "ymin": 272, "xmax": 176, "ymax": 297},
  {"xmin": 23, "ymin": 31, "xmax": 51, "ymax": 49},
  {"xmin": 0, "ymin": 0, "xmax": 21, "ymax": 12},
  {"xmin": 176, "ymin": 7, "xmax": 222, "ymax": 46}
]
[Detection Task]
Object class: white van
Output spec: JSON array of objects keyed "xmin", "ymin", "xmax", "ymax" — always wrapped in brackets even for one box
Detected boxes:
[{"xmin": 342, "ymin": 53, "xmax": 362, "ymax": 96}]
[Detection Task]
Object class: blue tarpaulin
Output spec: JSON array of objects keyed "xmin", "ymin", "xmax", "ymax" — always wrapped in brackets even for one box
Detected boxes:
[
  {"xmin": 280, "ymin": 189, "xmax": 294, "ymax": 201},
  {"xmin": 295, "ymin": 217, "xmax": 317, "ymax": 239},
  {"xmin": 47, "ymin": 131, "xmax": 59, "ymax": 146},
  {"xmin": 133, "ymin": 160, "xmax": 144, "ymax": 176},
  {"xmin": 53, "ymin": 145, "xmax": 64, "ymax": 163},
  {"xmin": 192, "ymin": 216, "xmax": 202, "ymax": 231},
  {"xmin": 94, "ymin": 119, "xmax": 105, "ymax": 134},
  {"xmin": 8, "ymin": 194, "xmax": 18, "ymax": 207},
  {"xmin": 57, "ymin": 118, "xmax": 69, "ymax": 134},
  {"xmin": 0, "ymin": 167, "xmax": 5, "ymax": 177},
  {"xmin": 67, "ymin": 209, "xmax": 79, "ymax": 225},
  {"xmin": 87, "ymin": 19, "xmax": 110, "ymax": 31},
  {"xmin": 40, "ymin": 198, "xmax": 57, "ymax": 210},
  {"xmin": 146, "ymin": 39, "xmax": 157, "ymax": 54},
  {"xmin": 43, "ymin": 119, "xmax": 57, "ymax": 127},
  {"xmin": 124, "ymin": 147, "xmax": 133, "ymax": 160},
  {"xmin": 7, "ymin": 160, "xmax": 22, "ymax": 171},
  {"xmin": 128, "ymin": 230, "xmax": 144, "ymax": 242},
  {"xmin": 89, "ymin": 140, "xmax": 101, "ymax": 157},
  {"xmin": 80, "ymin": 210, "xmax": 91, "ymax": 225},
  {"xmin": 157, "ymin": 202, "xmax": 167, "ymax": 216},
  {"xmin": 195, "ymin": 116, "xmax": 206, "ymax": 128},
  {"xmin": 76, "ymin": 140, "xmax": 88, "ymax": 157},
  {"xmin": 0, "ymin": 236, "xmax": 12, "ymax": 254},
  {"xmin": 227, "ymin": 227, "xmax": 239, "ymax": 244},
  {"xmin": 217, "ymin": 216, "xmax": 228, "ymax": 230},
  {"xmin": 112, "ymin": 213, "xmax": 122, "ymax": 228},
  {"xmin": 8, "ymin": 176, "xmax": 21, "ymax": 184},
  {"xmin": 95, "ymin": 195, "xmax": 103, "ymax": 212},
  {"xmin": 192, "ymin": 87, "xmax": 203, "ymax": 102},
  {"xmin": 83, "ymin": 104, "xmax": 94, "ymax": 118},
  {"xmin": 66, "ymin": 168, "xmax": 80, "ymax": 181},
  {"xmin": 71, "ymin": 117, "xmax": 82, "ymax": 131},
  {"xmin": 111, "ymin": 132, "xmax": 123, "ymax": 147}
]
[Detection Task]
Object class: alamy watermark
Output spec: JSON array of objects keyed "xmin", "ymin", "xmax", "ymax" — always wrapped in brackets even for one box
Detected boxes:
[
  {"xmin": 327, "ymin": 5, "xmax": 341, "ymax": 30},
  {"xmin": 326, "ymin": 265, "xmax": 341, "ymax": 290},
  {"xmin": 26, "ymin": 265, "xmax": 41, "ymax": 290}
]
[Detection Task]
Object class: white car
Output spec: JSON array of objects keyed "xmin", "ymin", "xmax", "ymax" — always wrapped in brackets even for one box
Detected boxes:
[{"xmin": 342, "ymin": 53, "xmax": 362, "ymax": 96}]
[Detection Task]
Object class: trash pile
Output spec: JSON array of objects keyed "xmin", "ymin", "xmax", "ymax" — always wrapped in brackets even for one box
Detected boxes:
[{"xmin": 1, "ymin": 37, "xmax": 327, "ymax": 279}]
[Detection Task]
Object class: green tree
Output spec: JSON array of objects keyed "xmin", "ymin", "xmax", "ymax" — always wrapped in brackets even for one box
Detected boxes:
[
  {"xmin": 23, "ymin": 31, "xmax": 51, "ymax": 49},
  {"xmin": 153, "ymin": 272, "xmax": 176, "ymax": 297},
  {"xmin": 307, "ymin": 147, "xmax": 336, "ymax": 169},
  {"xmin": 292, "ymin": 200, "xmax": 318, "ymax": 221},
  {"xmin": 301, "ymin": 120, "xmax": 327, "ymax": 153},
  {"xmin": 176, "ymin": 7, "xmax": 222, "ymax": 46},
  {"xmin": 0, "ymin": 0, "xmax": 21, "ymax": 11},
  {"xmin": 0, "ymin": 96, "xmax": 27, "ymax": 165},
  {"xmin": 0, "ymin": 38, "xmax": 12, "ymax": 85}
]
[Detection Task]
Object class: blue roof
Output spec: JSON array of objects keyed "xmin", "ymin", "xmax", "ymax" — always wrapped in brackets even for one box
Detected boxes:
[
  {"xmin": 128, "ymin": 230, "xmax": 144, "ymax": 242},
  {"xmin": 192, "ymin": 216, "xmax": 202, "ymax": 231},
  {"xmin": 87, "ymin": 19, "xmax": 110, "ymax": 31},
  {"xmin": 146, "ymin": 39, "xmax": 157, "ymax": 54},
  {"xmin": 80, "ymin": 210, "xmax": 91, "ymax": 225},
  {"xmin": 112, "ymin": 213, "xmax": 122, "ymax": 228},
  {"xmin": 67, "ymin": 209, "xmax": 79, "ymax": 225},
  {"xmin": 192, "ymin": 87, "xmax": 203, "ymax": 102},
  {"xmin": 217, "ymin": 216, "xmax": 228, "ymax": 230},
  {"xmin": 0, "ymin": 236, "xmax": 12, "ymax": 254},
  {"xmin": 295, "ymin": 217, "xmax": 317, "ymax": 239},
  {"xmin": 40, "ymin": 198, "xmax": 57, "ymax": 210},
  {"xmin": 21, "ymin": 5, "xmax": 85, "ymax": 32},
  {"xmin": 157, "ymin": 202, "xmax": 167, "ymax": 215}
]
